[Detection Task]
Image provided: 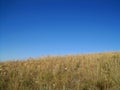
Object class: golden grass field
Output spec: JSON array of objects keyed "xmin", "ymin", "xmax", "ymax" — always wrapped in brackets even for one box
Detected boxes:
[{"xmin": 0, "ymin": 51, "xmax": 120, "ymax": 90}]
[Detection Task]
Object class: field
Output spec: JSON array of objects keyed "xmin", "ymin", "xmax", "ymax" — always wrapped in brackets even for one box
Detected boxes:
[{"xmin": 0, "ymin": 52, "xmax": 120, "ymax": 90}]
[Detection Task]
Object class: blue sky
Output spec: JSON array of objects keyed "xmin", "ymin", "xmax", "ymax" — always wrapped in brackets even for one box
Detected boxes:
[{"xmin": 0, "ymin": 0, "xmax": 120, "ymax": 60}]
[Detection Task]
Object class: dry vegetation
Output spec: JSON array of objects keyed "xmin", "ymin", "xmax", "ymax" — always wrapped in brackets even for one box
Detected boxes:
[{"xmin": 0, "ymin": 52, "xmax": 120, "ymax": 90}]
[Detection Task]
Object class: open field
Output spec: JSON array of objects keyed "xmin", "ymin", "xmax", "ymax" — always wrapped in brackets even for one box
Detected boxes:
[{"xmin": 0, "ymin": 52, "xmax": 120, "ymax": 90}]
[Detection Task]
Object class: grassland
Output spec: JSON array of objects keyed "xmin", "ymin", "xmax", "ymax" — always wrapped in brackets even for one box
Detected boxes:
[{"xmin": 0, "ymin": 51, "xmax": 120, "ymax": 90}]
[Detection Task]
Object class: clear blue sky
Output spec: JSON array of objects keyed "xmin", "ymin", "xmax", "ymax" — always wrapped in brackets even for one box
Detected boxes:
[{"xmin": 0, "ymin": 0, "xmax": 120, "ymax": 60}]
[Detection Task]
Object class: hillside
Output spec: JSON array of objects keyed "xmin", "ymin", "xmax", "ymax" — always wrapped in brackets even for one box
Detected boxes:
[{"xmin": 0, "ymin": 52, "xmax": 120, "ymax": 90}]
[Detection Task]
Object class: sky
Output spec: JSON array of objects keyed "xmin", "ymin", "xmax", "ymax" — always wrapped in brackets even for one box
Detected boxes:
[{"xmin": 0, "ymin": 0, "xmax": 120, "ymax": 60}]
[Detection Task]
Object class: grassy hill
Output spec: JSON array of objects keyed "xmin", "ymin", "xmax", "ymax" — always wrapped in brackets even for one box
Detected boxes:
[{"xmin": 0, "ymin": 52, "xmax": 120, "ymax": 90}]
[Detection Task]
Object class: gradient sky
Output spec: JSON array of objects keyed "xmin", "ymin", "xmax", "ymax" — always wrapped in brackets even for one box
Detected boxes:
[{"xmin": 0, "ymin": 0, "xmax": 120, "ymax": 60}]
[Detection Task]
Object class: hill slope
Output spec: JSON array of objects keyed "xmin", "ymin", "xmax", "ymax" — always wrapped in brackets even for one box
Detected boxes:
[{"xmin": 0, "ymin": 52, "xmax": 120, "ymax": 90}]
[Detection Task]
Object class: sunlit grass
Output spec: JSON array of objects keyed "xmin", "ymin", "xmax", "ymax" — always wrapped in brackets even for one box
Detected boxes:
[{"xmin": 0, "ymin": 51, "xmax": 120, "ymax": 90}]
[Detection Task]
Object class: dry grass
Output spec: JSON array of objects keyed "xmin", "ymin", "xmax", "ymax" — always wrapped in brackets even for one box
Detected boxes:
[{"xmin": 0, "ymin": 51, "xmax": 120, "ymax": 90}]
